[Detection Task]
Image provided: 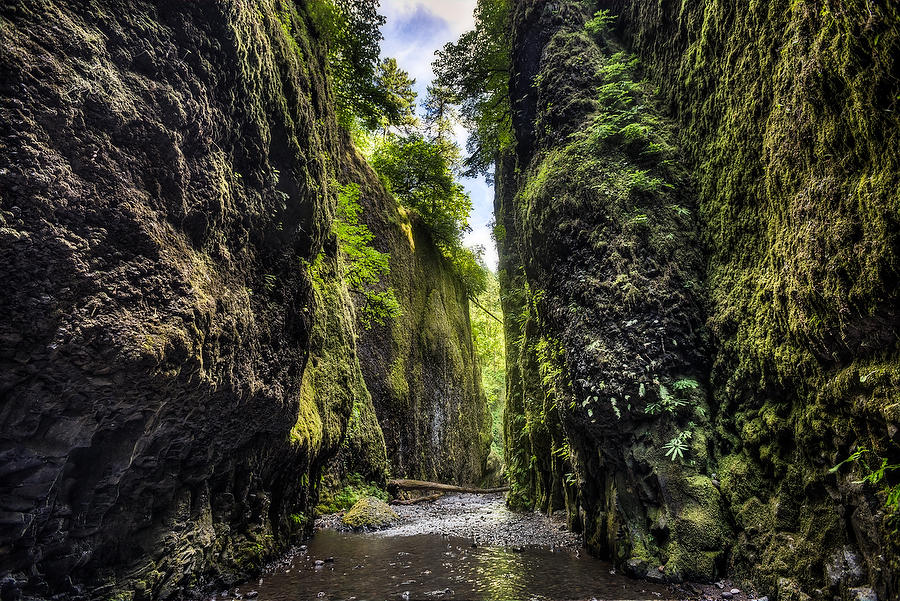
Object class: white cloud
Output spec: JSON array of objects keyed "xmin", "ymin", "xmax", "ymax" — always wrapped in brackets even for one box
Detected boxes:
[{"xmin": 381, "ymin": 0, "xmax": 478, "ymax": 37}]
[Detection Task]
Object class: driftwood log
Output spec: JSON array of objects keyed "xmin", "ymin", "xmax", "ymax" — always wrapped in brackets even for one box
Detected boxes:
[
  {"xmin": 387, "ymin": 479, "xmax": 510, "ymax": 497},
  {"xmin": 389, "ymin": 492, "xmax": 446, "ymax": 506}
]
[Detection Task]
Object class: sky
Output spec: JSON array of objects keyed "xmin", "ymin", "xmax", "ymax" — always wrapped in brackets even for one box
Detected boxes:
[{"xmin": 378, "ymin": 0, "xmax": 499, "ymax": 270}]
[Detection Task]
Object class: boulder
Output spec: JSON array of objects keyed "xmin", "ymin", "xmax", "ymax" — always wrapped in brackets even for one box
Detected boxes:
[{"xmin": 341, "ymin": 497, "xmax": 399, "ymax": 531}]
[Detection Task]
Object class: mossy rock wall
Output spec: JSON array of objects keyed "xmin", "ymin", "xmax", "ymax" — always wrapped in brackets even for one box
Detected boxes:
[
  {"xmin": 337, "ymin": 148, "xmax": 492, "ymax": 487},
  {"xmin": 501, "ymin": 0, "xmax": 725, "ymax": 582},
  {"xmin": 603, "ymin": 0, "xmax": 900, "ymax": 598},
  {"xmin": 0, "ymin": 0, "xmax": 373, "ymax": 598},
  {"xmin": 500, "ymin": 0, "xmax": 899, "ymax": 598}
]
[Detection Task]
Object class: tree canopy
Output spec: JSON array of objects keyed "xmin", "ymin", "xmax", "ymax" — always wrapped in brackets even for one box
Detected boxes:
[
  {"xmin": 371, "ymin": 134, "xmax": 471, "ymax": 248},
  {"xmin": 432, "ymin": 0, "xmax": 512, "ymax": 178},
  {"xmin": 312, "ymin": 0, "xmax": 415, "ymax": 131}
]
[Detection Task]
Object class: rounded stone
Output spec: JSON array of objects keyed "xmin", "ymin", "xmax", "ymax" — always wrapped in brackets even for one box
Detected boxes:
[{"xmin": 341, "ymin": 496, "xmax": 400, "ymax": 531}]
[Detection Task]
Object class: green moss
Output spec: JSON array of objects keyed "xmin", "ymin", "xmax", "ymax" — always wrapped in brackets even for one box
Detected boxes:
[
  {"xmin": 316, "ymin": 472, "xmax": 388, "ymax": 514},
  {"xmin": 289, "ymin": 376, "xmax": 324, "ymax": 453},
  {"xmin": 603, "ymin": 0, "xmax": 900, "ymax": 592},
  {"xmin": 388, "ymin": 356, "xmax": 409, "ymax": 399},
  {"xmin": 340, "ymin": 496, "xmax": 399, "ymax": 530}
]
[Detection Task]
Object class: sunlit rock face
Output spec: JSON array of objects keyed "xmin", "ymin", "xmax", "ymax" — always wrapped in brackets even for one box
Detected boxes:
[
  {"xmin": 0, "ymin": 1, "xmax": 488, "ymax": 598},
  {"xmin": 499, "ymin": 0, "xmax": 899, "ymax": 598}
]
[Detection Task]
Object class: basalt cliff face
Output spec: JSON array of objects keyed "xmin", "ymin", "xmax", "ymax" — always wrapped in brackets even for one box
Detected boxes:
[
  {"xmin": 500, "ymin": 0, "xmax": 899, "ymax": 599},
  {"xmin": 0, "ymin": 1, "xmax": 486, "ymax": 598}
]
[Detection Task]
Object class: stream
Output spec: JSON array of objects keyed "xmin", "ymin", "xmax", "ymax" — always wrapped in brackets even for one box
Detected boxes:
[{"xmin": 216, "ymin": 494, "xmax": 748, "ymax": 601}]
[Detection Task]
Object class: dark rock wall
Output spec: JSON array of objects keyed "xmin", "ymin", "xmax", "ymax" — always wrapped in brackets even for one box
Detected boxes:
[
  {"xmin": 0, "ymin": 0, "xmax": 488, "ymax": 598},
  {"xmin": 500, "ymin": 0, "xmax": 899, "ymax": 598},
  {"xmin": 1, "ymin": 1, "xmax": 337, "ymax": 596}
]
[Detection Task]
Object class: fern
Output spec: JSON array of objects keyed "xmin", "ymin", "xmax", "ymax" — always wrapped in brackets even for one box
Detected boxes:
[
  {"xmin": 663, "ymin": 430, "xmax": 692, "ymax": 462},
  {"xmin": 831, "ymin": 448, "xmax": 900, "ymax": 513},
  {"xmin": 673, "ymin": 378, "xmax": 700, "ymax": 391},
  {"xmin": 585, "ymin": 10, "xmax": 617, "ymax": 37},
  {"xmin": 334, "ymin": 183, "xmax": 401, "ymax": 328}
]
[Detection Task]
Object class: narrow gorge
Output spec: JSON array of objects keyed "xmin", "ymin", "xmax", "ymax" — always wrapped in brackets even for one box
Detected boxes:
[{"xmin": 0, "ymin": 1, "xmax": 897, "ymax": 600}]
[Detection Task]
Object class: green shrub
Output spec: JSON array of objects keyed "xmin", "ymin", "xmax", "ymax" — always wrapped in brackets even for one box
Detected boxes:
[
  {"xmin": 334, "ymin": 183, "xmax": 401, "ymax": 327},
  {"xmin": 315, "ymin": 473, "xmax": 389, "ymax": 514}
]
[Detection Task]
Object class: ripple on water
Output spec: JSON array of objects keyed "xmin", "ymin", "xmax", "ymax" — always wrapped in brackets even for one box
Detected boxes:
[
  {"xmin": 235, "ymin": 530, "xmax": 671, "ymax": 601},
  {"xmin": 224, "ymin": 494, "xmax": 675, "ymax": 601}
]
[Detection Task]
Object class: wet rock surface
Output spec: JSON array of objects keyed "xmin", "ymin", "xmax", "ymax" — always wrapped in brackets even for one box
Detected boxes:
[{"xmin": 378, "ymin": 493, "xmax": 580, "ymax": 549}]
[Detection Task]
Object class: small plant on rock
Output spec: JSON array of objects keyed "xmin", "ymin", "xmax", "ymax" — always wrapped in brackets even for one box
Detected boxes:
[{"xmin": 663, "ymin": 430, "xmax": 692, "ymax": 462}]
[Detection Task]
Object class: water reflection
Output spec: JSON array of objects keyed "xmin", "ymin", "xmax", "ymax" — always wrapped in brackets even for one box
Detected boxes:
[{"xmin": 231, "ymin": 530, "xmax": 670, "ymax": 601}]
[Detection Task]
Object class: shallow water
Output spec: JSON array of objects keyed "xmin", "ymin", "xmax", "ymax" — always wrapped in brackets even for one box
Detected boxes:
[{"xmin": 232, "ymin": 529, "xmax": 672, "ymax": 601}]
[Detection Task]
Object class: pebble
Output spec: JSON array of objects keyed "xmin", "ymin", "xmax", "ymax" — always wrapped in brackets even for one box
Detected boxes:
[
  {"xmin": 314, "ymin": 560, "xmax": 325, "ymax": 568},
  {"xmin": 343, "ymin": 493, "xmax": 580, "ymax": 550},
  {"xmin": 722, "ymin": 593, "xmax": 733, "ymax": 600},
  {"xmin": 731, "ymin": 589, "xmax": 740, "ymax": 595}
]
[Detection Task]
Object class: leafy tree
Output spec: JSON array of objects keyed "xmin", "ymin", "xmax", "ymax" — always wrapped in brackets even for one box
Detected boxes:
[
  {"xmin": 423, "ymin": 84, "xmax": 459, "ymax": 146},
  {"xmin": 370, "ymin": 133, "xmax": 491, "ymax": 298},
  {"xmin": 312, "ymin": 0, "xmax": 414, "ymax": 132},
  {"xmin": 470, "ymin": 268, "xmax": 506, "ymax": 458},
  {"xmin": 310, "ymin": 0, "xmax": 386, "ymax": 128},
  {"xmin": 333, "ymin": 183, "xmax": 401, "ymax": 327},
  {"xmin": 370, "ymin": 134, "xmax": 472, "ymax": 248},
  {"xmin": 444, "ymin": 243, "xmax": 489, "ymax": 298},
  {"xmin": 375, "ymin": 57, "xmax": 418, "ymax": 133},
  {"xmin": 433, "ymin": 0, "xmax": 513, "ymax": 177}
]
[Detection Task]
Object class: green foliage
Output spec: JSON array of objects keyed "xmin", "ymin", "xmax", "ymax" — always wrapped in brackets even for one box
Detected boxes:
[
  {"xmin": 423, "ymin": 84, "xmax": 460, "ymax": 144},
  {"xmin": 315, "ymin": 472, "xmax": 388, "ymax": 514},
  {"xmin": 310, "ymin": 0, "xmax": 412, "ymax": 131},
  {"xmin": 333, "ymin": 183, "xmax": 401, "ymax": 327},
  {"xmin": 830, "ymin": 448, "xmax": 900, "ymax": 512},
  {"xmin": 645, "ymin": 382, "xmax": 688, "ymax": 415},
  {"xmin": 663, "ymin": 430, "xmax": 692, "ymax": 462},
  {"xmin": 371, "ymin": 134, "xmax": 472, "ymax": 246},
  {"xmin": 584, "ymin": 9, "xmax": 616, "ymax": 36},
  {"xmin": 471, "ymin": 270, "xmax": 506, "ymax": 458},
  {"xmin": 673, "ymin": 378, "xmax": 700, "ymax": 391},
  {"xmin": 374, "ymin": 57, "xmax": 418, "ymax": 132},
  {"xmin": 370, "ymin": 133, "xmax": 487, "ymax": 297},
  {"xmin": 584, "ymin": 52, "xmax": 678, "ymax": 173},
  {"xmin": 445, "ymin": 244, "xmax": 489, "ymax": 297},
  {"xmin": 433, "ymin": 0, "xmax": 513, "ymax": 177}
]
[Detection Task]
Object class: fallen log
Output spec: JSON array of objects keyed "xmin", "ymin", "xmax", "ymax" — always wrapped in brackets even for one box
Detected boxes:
[
  {"xmin": 387, "ymin": 479, "xmax": 510, "ymax": 495},
  {"xmin": 390, "ymin": 492, "xmax": 445, "ymax": 505}
]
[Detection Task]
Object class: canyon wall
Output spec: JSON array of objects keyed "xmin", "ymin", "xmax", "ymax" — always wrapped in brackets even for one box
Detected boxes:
[
  {"xmin": 0, "ymin": 1, "xmax": 487, "ymax": 598},
  {"xmin": 500, "ymin": 0, "xmax": 899, "ymax": 598}
]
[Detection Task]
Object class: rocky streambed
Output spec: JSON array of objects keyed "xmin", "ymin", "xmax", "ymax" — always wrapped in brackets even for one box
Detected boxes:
[{"xmin": 208, "ymin": 494, "xmax": 763, "ymax": 601}]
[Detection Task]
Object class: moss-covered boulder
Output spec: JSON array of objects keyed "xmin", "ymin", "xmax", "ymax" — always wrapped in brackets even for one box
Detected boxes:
[{"xmin": 341, "ymin": 497, "xmax": 400, "ymax": 531}]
